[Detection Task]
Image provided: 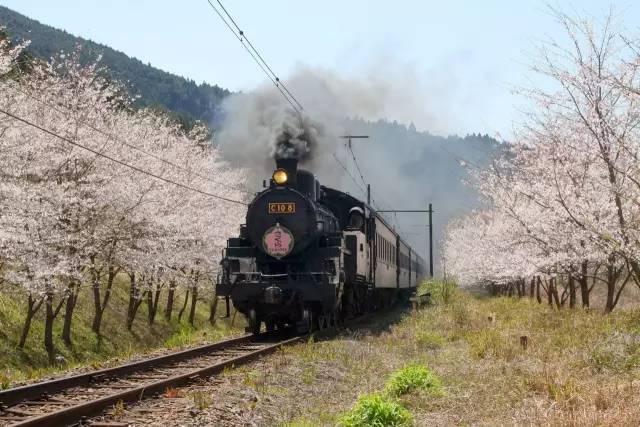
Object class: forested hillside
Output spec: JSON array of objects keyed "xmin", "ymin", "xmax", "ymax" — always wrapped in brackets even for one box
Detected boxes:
[{"xmin": 0, "ymin": 5, "xmax": 229, "ymax": 126}]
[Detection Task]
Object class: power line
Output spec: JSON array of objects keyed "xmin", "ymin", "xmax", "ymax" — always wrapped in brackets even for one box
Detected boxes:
[
  {"xmin": 212, "ymin": 0, "xmax": 305, "ymax": 113},
  {"xmin": 347, "ymin": 144, "xmax": 367, "ymax": 190},
  {"xmin": 205, "ymin": 0, "xmax": 304, "ymax": 117},
  {"xmin": 0, "ymin": 79, "xmax": 247, "ymax": 192},
  {"xmin": 0, "ymin": 107, "xmax": 248, "ymax": 206},
  {"xmin": 331, "ymin": 153, "xmax": 367, "ymax": 197}
]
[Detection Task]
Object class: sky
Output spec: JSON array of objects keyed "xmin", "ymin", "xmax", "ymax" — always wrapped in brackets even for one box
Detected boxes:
[{"xmin": 0, "ymin": 0, "xmax": 637, "ymax": 137}]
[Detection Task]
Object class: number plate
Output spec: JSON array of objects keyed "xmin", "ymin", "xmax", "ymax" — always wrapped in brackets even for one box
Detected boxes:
[{"xmin": 268, "ymin": 203, "xmax": 296, "ymax": 214}]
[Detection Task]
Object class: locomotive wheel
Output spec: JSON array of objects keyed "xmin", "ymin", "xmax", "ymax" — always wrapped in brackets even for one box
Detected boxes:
[
  {"xmin": 318, "ymin": 314, "xmax": 328, "ymax": 330},
  {"xmin": 298, "ymin": 308, "xmax": 312, "ymax": 333},
  {"xmin": 265, "ymin": 318, "xmax": 276, "ymax": 333},
  {"xmin": 248, "ymin": 309, "xmax": 261, "ymax": 335}
]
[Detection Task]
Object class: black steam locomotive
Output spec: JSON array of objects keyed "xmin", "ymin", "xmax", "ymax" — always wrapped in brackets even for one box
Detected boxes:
[{"xmin": 216, "ymin": 158, "xmax": 426, "ymax": 333}]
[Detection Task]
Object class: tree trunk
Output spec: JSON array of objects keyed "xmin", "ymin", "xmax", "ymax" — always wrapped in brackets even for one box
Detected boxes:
[
  {"xmin": 44, "ymin": 292, "xmax": 55, "ymax": 363},
  {"xmin": 209, "ymin": 293, "xmax": 219, "ymax": 326},
  {"xmin": 605, "ymin": 264, "xmax": 616, "ymax": 313},
  {"xmin": 126, "ymin": 272, "xmax": 144, "ymax": 330},
  {"xmin": 550, "ymin": 278, "xmax": 561, "ymax": 309},
  {"xmin": 178, "ymin": 290, "xmax": 189, "ymax": 321},
  {"xmin": 92, "ymin": 265, "xmax": 118, "ymax": 336},
  {"xmin": 165, "ymin": 281, "xmax": 176, "ymax": 321},
  {"xmin": 546, "ymin": 278, "xmax": 553, "ymax": 306},
  {"xmin": 147, "ymin": 282, "xmax": 161, "ymax": 324},
  {"xmin": 61, "ymin": 283, "xmax": 80, "ymax": 347},
  {"xmin": 189, "ymin": 286, "xmax": 198, "ymax": 326},
  {"xmin": 529, "ymin": 278, "xmax": 535, "ymax": 298},
  {"xmin": 19, "ymin": 294, "xmax": 44, "ymax": 348},
  {"xmin": 580, "ymin": 260, "xmax": 590, "ymax": 308},
  {"xmin": 536, "ymin": 277, "xmax": 542, "ymax": 304},
  {"xmin": 568, "ymin": 275, "xmax": 576, "ymax": 309},
  {"xmin": 91, "ymin": 267, "xmax": 102, "ymax": 333}
]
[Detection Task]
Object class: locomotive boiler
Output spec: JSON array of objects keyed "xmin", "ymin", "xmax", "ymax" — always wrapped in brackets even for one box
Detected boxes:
[{"xmin": 216, "ymin": 157, "xmax": 426, "ymax": 334}]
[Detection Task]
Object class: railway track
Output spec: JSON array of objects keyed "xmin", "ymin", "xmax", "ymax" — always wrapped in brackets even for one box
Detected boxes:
[{"xmin": 0, "ymin": 333, "xmax": 303, "ymax": 427}]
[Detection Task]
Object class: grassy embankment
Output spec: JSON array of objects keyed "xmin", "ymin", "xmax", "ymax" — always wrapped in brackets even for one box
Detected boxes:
[
  {"xmin": 219, "ymin": 282, "xmax": 640, "ymax": 426},
  {"xmin": 0, "ymin": 275, "xmax": 242, "ymax": 388}
]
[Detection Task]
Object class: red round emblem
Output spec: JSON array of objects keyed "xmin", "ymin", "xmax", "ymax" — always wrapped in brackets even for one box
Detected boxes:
[{"xmin": 262, "ymin": 224, "xmax": 294, "ymax": 258}]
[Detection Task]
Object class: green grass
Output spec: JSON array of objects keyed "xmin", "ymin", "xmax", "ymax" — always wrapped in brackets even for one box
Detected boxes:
[
  {"xmin": 384, "ymin": 363, "xmax": 442, "ymax": 397},
  {"xmin": 247, "ymin": 280, "xmax": 640, "ymax": 425},
  {"xmin": 0, "ymin": 275, "xmax": 242, "ymax": 387},
  {"xmin": 338, "ymin": 393, "xmax": 412, "ymax": 427}
]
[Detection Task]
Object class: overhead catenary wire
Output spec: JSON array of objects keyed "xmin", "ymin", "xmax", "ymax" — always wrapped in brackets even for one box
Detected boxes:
[
  {"xmin": 330, "ymin": 153, "xmax": 367, "ymax": 198},
  {"xmin": 0, "ymin": 79, "xmax": 247, "ymax": 193},
  {"xmin": 0, "ymin": 107, "xmax": 248, "ymax": 206},
  {"xmin": 347, "ymin": 144, "xmax": 368, "ymax": 191},
  {"xmin": 205, "ymin": 0, "xmax": 304, "ymax": 117},
  {"xmin": 212, "ymin": 0, "xmax": 305, "ymax": 113}
]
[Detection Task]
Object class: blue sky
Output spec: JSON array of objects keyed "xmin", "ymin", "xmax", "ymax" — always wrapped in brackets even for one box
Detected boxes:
[{"xmin": 0, "ymin": 0, "xmax": 636, "ymax": 136}]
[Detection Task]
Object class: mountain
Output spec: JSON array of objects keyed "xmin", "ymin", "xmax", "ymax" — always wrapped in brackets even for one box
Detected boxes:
[
  {"xmin": 337, "ymin": 118, "xmax": 502, "ymax": 269},
  {"xmin": 0, "ymin": 5, "xmax": 230, "ymax": 127}
]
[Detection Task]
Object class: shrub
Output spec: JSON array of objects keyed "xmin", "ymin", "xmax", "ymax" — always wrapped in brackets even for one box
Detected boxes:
[
  {"xmin": 419, "ymin": 279, "xmax": 457, "ymax": 305},
  {"xmin": 339, "ymin": 393, "xmax": 412, "ymax": 427},
  {"xmin": 385, "ymin": 363, "xmax": 442, "ymax": 397}
]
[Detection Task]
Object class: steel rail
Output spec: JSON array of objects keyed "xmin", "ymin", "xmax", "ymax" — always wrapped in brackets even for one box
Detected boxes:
[
  {"xmin": 7, "ymin": 336, "xmax": 303, "ymax": 427},
  {"xmin": 0, "ymin": 334, "xmax": 253, "ymax": 408}
]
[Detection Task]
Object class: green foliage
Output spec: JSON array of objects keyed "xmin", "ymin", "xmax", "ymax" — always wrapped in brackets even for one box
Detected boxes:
[
  {"xmin": 419, "ymin": 279, "xmax": 457, "ymax": 305},
  {"xmin": 384, "ymin": 363, "xmax": 442, "ymax": 397},
  {"xmin": 339, "ymin": 393, "xmax": 412, "ymax": 427},
  {"xmin": 0, "ymin": 6, "xmax": 230, "ymax": 128}
]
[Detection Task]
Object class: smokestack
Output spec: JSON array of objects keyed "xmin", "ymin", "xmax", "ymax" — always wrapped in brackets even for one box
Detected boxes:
[{"xmin": 275, "ymin": 157, "xmax": 298, "ymax": 184}]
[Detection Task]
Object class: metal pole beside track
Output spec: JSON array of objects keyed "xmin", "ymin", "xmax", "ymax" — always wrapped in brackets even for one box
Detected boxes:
[
  {"xmin": 376, "ymin": 207, "xmax": 434, "ymax": 278},
  {"xmin": 429, "ymin": 203, "xmax": 433, "ymax": 277}
]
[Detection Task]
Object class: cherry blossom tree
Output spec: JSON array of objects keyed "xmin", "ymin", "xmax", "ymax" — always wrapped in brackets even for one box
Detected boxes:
[
  {"xmin": 0, "ymin": 38, "xmax": 247, "ymax": 358},
  {"xmin": 443, "ymin": 10, "xmax": 640, "ymax": 312}
]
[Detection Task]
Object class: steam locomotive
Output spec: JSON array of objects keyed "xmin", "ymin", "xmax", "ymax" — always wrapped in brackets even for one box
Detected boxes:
[{"xmin": 216, "ymin": 157, "xmax": 426, "ymax": 333}]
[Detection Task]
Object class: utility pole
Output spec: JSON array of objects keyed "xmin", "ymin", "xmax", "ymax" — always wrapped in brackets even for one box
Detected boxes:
[
  {"xmin": 339, "ymin": 135, "xmax": 369, "ymax": 202},
  {"xmin": 340, "ymin": 135, "xmax": 369, "ymax": 150},
  {"xmin": 428, "ymin": 203, "xmax": 434, "ymax": 277}
]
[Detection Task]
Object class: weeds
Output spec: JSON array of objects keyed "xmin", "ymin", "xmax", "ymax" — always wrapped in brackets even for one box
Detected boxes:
[
  {"xmin": 415, "ymin": 330, "xmax": 446, "ymax": 349},
  {"xmin": 385, "ymin": 363, "xmax": 442, "ymax": 397},
  {"xmin": 0, "ymin": 373, "xmax": 10, "ymax": 390},
  {"xmin": 338, "ymin": 393, "xmax": 412, "ymax": 427},
  {"xmin": 419, "ymin": 279, "xmax": 457, "ymax": 305},
  {"xmin": 301, "ymin": 366, "xmax": 316, "ymax": 385},
  {"xmin": 112, "ymin": 400, "xmax": 125, "ymax": 419},
  {"xmin": 191, "ymin": 390, "xmax": 212, "ymax": 410},
  {"xmin": 466, "ymin": 328, "xmax": 520, "ymax": 361}
]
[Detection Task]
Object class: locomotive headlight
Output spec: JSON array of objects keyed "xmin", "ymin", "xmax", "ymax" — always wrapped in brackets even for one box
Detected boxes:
[{"xmin": 272, "ymin": 168, "xmax": 288, "ymax": 185}]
